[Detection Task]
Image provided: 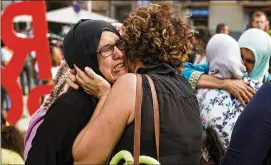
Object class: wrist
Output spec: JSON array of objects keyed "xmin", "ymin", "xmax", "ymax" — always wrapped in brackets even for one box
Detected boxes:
[
  {"xmin": 221, "ymin": 79, "xmax": 229, "ymax": 90},
  {"xmin": 98, "ymin": 88, "xmax": 111, "ymax": 100}
]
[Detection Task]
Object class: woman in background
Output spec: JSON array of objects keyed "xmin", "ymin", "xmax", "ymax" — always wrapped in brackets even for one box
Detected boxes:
[
  {"xmin": 190, "ymin": 26, "xmax": 212, "ymax": 64},
  {"xmin": 198, "ymin": 34, "xmax": 261, "ymax": 164}
]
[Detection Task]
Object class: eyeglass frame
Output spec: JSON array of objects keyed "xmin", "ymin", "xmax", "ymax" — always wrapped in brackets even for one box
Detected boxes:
[{"xmin": 96, "ymin": 39, "xmax": 125, "ymax": 58}]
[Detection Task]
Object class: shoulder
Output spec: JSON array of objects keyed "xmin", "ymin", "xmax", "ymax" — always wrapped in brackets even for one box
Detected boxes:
[
  {"xmin": 56, "ymin": 89, "xmax": 96, "ymax": 106},
  {"xmin": 112, "ymin": 73, "xmax": 137, "ymax": 90},
  {"xmin": 256, "ymin": 81, "xmax": 271, "ymax": 95},
  {"xmin": 247, "ymin": 81, "xmax": 271, "ymax": 109},
  {"xmin": 46, "ymin": 89, "xmax": 97, "ymax": 118}
]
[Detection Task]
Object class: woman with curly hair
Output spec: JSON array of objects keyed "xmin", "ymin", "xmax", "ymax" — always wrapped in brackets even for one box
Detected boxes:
[{"xmin": 71, "ymin": 4, "xmax": 202, "ymax": 164}]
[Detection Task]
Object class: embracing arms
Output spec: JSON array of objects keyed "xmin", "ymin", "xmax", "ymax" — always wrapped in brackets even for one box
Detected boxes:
[
  {"xmin": 71, "ymin": 71, "xmax": 136, "ymax": 164},
  {"xmin": 182, "ymin": 62, "xmax": 255, "ymax": 107}
]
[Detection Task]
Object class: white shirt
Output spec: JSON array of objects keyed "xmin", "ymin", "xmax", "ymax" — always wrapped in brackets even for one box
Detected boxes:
[{"xmin": 1, "ymin": 48, "xmax": 12, "ymax": 64}]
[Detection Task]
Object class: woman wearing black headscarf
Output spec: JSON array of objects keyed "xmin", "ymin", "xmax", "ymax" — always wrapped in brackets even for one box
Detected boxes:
[{"xmin": 25, "ymin": 19, "xmax": 128, "ymax": 165}]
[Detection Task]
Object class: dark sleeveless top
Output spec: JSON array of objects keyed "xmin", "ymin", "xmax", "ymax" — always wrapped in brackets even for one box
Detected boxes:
[{"xmin": 112, "ymin": 63, "xmax": 202, "ymax": 164}]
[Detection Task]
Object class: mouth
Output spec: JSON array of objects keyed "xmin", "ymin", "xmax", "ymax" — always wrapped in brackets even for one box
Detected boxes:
[{"xmin": 113, "ymin": 62, "xmax": 125, "ymax": 72}]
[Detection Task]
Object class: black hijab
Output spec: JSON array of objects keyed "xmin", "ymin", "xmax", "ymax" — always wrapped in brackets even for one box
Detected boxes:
[
  {"xmin": 26, "ymin": 20, "xmax": 121, "ymax": 165},
  {"xmin": 63, "ymin": 19, "xmax": 120, "ymax": 76}
]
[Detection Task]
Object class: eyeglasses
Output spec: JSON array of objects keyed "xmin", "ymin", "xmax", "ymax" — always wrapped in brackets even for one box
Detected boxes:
[
  {"xmin": 241, "ymin": 55, "xmax": 255, "ymax": 64},
  {"xmin": 96, "ymin": 39, "xmax": 125, "ymax": 58}
]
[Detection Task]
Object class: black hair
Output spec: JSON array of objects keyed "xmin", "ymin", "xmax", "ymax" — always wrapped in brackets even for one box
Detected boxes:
[
  {"xmin": 202, "ymin": 125, "xmax": 225, "ymax": 164},
  {"xmin": 193, "ymin": 26, "xmax": 211, "ymax": 56}
]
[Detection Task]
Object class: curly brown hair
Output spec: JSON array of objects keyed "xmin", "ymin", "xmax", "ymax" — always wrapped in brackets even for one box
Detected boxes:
[{"xmin": 122, "ymin": 3, "xmax": 193, "ymax": 72}]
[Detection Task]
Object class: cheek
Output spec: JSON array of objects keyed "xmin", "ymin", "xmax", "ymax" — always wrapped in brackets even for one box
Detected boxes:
[
  {"xmin": 247, "ymin": 64, "xmax": 254, "ymax": 72},
  {"xmin": 98, "ymin": 57, "xmax": 113, "ymax": 79}
]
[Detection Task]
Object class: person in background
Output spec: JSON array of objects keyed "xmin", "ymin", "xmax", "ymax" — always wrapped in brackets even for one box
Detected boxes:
[
  {"xmin": 41, "ymin": 45, "xmax": 64, "ymax": 85},
  {"xmin": 17, "ymin": 22, "xmax": 33, "ymax": 95},
  {"xmin": 251, "ymin": 11, "xmax": 268, "ymax": 31},
  {"xmin": 1, "ymin": 113, "xmax": 25, "ymax": 164},
  {"xmin": 220, "ymin": 81, "xmax": 271, "ymax": 165},
  {"xmin": 192, "ymin": 26, "xmax": 212, "ymax": 65},
  {"xmin": 198, "ymin": 34, "xmax": 262, "ymax": 164},
  {"xmin": 1, "ymin": 40, "xmax": 12, "ymax": 113},
  {"xmin": 216, "ymin": 23, "xmax": 229, "ymax": 35},
  {"xmin": 266, "ymin": 19, "xmax": 270, "ymax": 33},
  {"xmin": 1, "ymin": 40, "xmax": 13, "ymax": 67},
  {"xmin": 50, "ymin": 46, "xmax": 63, "ymax": 79},
  {"xmin": 182, "ymin": 28, "xmax": 271, "ymax": 107}
]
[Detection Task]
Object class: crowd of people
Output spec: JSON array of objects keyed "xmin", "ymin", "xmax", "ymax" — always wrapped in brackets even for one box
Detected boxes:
[{"xmin": 1, "ymin": 3, "xmax": 271, "ymax": 165}]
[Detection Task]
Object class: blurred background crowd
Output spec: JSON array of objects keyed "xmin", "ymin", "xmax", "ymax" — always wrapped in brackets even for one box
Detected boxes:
[{"xmin": 1, "ymin": 0, "xmax": 271, "ymax": 163}]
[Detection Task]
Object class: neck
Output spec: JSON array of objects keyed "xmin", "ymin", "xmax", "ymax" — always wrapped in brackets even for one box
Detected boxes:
[{"xmin": 130, "ymin": 60, "xmax": 144, "ymax": 73}]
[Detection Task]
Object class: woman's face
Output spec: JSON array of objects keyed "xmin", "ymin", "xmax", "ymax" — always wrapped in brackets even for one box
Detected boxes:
[
  {"xmin": 97, "ymin": 31, "xmax": 128, "ymax": 83},
  {"xmin": 241, "ymin": 48, "xmax": 255, "ymax": 73}
]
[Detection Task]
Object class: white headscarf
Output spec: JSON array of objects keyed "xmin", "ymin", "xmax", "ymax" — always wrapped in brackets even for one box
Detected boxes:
[{"xmin": 206, "ymin": 34, "xmax": 246, "ymax": 79}]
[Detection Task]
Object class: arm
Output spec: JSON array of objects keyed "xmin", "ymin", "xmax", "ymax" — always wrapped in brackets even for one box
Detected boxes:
[
  {"xmin": 182, "ymin": 62, "xmax": 255, "ymax": 107},
  {"xmin": 72, "ymin": 74, "xmax": 136, "ymax": 164},
  {"xmin": 197, "ymin": 74, "xmax": 227, "ymax": 89},
  {"xmin": 220, "ymin": 82, "xmax": 271, "ymax": 165},
  {"xmin": 198, "ymin": 75, "xmax": 255, "ymax": 107},
  {"xmin": 182, "ymin": 62, "xmax": 209, "ymax": 89}
]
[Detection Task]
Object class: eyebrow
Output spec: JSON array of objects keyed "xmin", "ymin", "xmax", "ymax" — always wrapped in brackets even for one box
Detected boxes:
[
  {"xmin": 98, "ymin": 44, "xmax": 111, "ymax": 50},
  {"xmin": 98, "ymin": 38, "xmax": 121, "ymax": 50}
]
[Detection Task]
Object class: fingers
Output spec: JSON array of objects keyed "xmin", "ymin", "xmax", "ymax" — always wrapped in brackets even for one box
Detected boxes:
[
  {"xmin": 74, "ymin": 65, "xmax": 94, "ymax": 81},
  {"xmin": 75, "ymin": 73, "xmax": 84, "ymax": 86},
  {"xmin": 85, "ymin": 67, "xmax": 96, "ymax": 78},
  {"xmin": 244, "ymin": 87, "xmax": 254, "ymax": 101},
  {"xmin": 68, "ymin": 70, "xmax": 76, "ymax": 83},
  {"xmin": 239, "ymin": 90, "xmax": 250, "ymax": 105},
  {"xmin": 236, "ymin": 93, "xmax": 246, "ymax": 108},
  {"xmin": 246, "ymin": 85, "xmax": 256, "ymax": 96},
  {"xmin": 69, "ymin": 69, "xmax": 76, "ymax": 75},
  {"xmin": 66, "ymin": 73, "xmax": 79, "ymax": 89}
]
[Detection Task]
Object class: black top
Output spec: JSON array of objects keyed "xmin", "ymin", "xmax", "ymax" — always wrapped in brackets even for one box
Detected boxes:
[
  {"xmin": 220, "ymin": 81, "xmax": 271, "ymax": 165},
  {"xmin": 26, "ymin": 88, "xmax": 98, "ymax": 165},
  {"xmin": 113, "ymin": 63, "xmax": 202, "ymax": 165}
]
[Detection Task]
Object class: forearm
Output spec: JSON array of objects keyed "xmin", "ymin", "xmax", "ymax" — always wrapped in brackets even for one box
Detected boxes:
[
  {"xmin": 72, "ymin": 94, "xmax": 109, "ymax": 163},
  {"xmin": 91, "ymin": 94, "xmax": 108, "ymax": 121},
  {"xmin": 197, "ymin": 74, "xmax": 226, "ymax": 90}
]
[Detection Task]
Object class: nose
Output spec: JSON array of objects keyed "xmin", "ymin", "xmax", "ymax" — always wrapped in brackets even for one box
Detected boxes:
[
  {"xmin": 242, "ymin": 59, "xmax": 248, "ymax": 67},
  {"xmin": 112, "ymin": 46, "xmax": 124, "ymax": 60}
]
